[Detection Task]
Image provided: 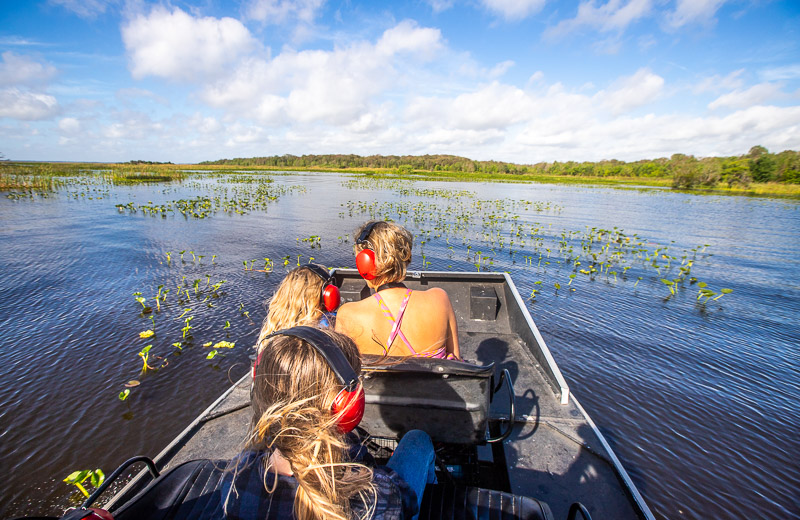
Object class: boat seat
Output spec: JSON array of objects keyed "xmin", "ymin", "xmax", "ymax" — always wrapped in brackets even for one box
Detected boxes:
[
  {"xmin": 112, "ymin": 459, "xmax": 226, "ymax": 520},
  {"xmin": 361, "ymin": 356, "xmax": 512, "ymax": 445},
  {"xmin": 104, "ymin": 458, "xmax": 551, "ymax": 520},
  {"xmin": 419, "ymin": 483, "xmax": 555, "ymax": 520}
]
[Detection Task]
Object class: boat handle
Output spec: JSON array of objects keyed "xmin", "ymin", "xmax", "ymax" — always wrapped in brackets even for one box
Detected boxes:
[
  {"xmin": 486, "ymin": 369, "xmax": 515, "ymax": 443},
  {"xmin": 567, "ymin": 502, "xmax": 593, "ymax": 520},
  {"xmin": 82, "ymin": 455, "xmax": 160, "ymax": 508}
]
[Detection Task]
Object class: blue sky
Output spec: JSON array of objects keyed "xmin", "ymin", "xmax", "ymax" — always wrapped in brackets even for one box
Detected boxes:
[{"xmin": 1, "ymin": 0, "xmax": 798, "ymax": 163}]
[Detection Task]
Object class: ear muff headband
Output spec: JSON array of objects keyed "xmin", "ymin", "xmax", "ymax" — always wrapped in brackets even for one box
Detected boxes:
[
  {"xmin": 305, "ymin": 264, "xmax": 341, "ymax": 312},
  {"xmin": 355, "ymin": 222, "xmax": 379, "ymax": 280},
  {"xmin": 255, "ymin": 326, "xmax": 365, "ymax": 433}
]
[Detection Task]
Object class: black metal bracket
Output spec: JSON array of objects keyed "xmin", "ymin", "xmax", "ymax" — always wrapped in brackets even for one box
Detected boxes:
[
  {"xmin": 82, "ymin": 455, "xmax": 160, "ymax": 508},
  {"xmin": 486, "ymin": 369, "xmax": 515, "ymax": 443}
]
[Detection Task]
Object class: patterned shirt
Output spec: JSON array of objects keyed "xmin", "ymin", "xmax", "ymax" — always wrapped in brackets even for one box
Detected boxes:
[{"xmin": 221, "ymin": 450, "xmax": 418, "ymax": 520}]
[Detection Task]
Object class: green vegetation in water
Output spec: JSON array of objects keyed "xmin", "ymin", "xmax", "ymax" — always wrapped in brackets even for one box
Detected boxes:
[
  {"xmin": 697, "ymin": 283, "xmax": 733, "ymax": 303},
  {"xmin": 63, "ymin": 468, "xmax": 105, "ymax": 498}
]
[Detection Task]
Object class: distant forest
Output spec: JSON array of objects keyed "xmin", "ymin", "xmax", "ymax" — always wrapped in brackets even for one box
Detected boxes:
[{"xmin": 202, "ymin": 146, "xmax": 800, "ymax": 188}]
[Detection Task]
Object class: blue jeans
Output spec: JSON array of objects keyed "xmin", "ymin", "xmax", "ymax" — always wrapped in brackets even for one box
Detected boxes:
[{"xmin": 386, "ymin": 430, "xmax": 437, "ymax": 520}]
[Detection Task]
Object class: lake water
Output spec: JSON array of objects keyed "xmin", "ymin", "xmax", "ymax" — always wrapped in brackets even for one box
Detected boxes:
[{"xmin": 1, "ymin": 172, "xmax": 798, "ymax": 519}]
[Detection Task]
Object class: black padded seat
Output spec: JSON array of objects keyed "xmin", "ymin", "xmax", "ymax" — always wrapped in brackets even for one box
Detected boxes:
[
  {"xmin": 361, "ymin": 357, "xmax": 496, "ymax": 445},
  {"xmin": 107, "ymin": 458, "xmax": 552, "ymax": 520},
  {"xmin": 112, "ymin": 459, "xmax": 226, "ymax": 520},
  {"xmin": 419, "ymin": 484, "xmax": 555, "ymax": 520}
]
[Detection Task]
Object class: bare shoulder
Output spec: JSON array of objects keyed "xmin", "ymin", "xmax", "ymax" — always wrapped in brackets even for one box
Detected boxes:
[
  {"xmin": 422, "ymin": 287, "xmax": 453, "ymax": 305},
  {"xmin": 335, "ymin": 299, "xmax": 371, "ymax": 330},
  {"xmin": 334, "ymin": 301, "xmax": 357, "ymax": 332}
]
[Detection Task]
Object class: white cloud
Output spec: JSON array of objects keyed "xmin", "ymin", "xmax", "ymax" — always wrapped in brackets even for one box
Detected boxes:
[
  {"xmin": 760, "ymin": 64, "xmax": 800, "ymax": 82},
  {"xmin": 202, "ymin": 21, "xmax": 445, "ymax": 126},
  {"xmin": 666, "ymin": 0, "xmax": 728, "ymax": 29},
  {"xmin": 708, "ymin": 83, "xmax": 783, "ymax": 110},
  {"xmin": 546, "ymin": 0, "xmax": 653, "ymax": 39},
  {"xmin": 489, "ymin": 60, "xmax": 515, "ymax": 78},
  {"xmin": 121, "ymin": 6, "xmax": 257, "ymax": 81},
  {"xmin": 693, "ymin": 69, "xmax": 744, "ymax": 94},
  {"xmin": 480, "ymin": 0, "xmax": 546, "ymax": 21},
  {"xmin": 0, "ymin": 52, "xmax": 57, "ymax": 86},
  {"xmin": 0, "ymin": 88, "xmax": 60, "ymax": 120},
  {"xmin": 244, "ymin": 0, "xmax": 325, "ymax": 24},
  {"xmin": 406, "ymin": 82, "xmax": 535, "ymax": 131},
  {"xmin": 376, "ymin": 20, "xmax": 443, "ymax": 59},
  {"xmin": 426, "ymin": 0, "xmax": 455, "ymax": 13},
  {"xmin": 58, "ymin": 117, "xmax": 81, "ymax": 133},
  {"xmin": 116, "ymin": 87, "xmax": 169, "ymax": 106},
  {"xmin": 597, "ymin": 68, "xmax": 664, "ymax": 115},
  {"xmin": 103, "ymin": 112, "xmax": 163, "ymax": 140},
  {"xmin": 49, "ymin": 0, "xmax": 115, "ymax": 19}
]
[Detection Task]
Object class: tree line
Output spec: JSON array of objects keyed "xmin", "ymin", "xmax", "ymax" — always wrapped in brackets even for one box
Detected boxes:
[{"xmin": 201, "ymin": 147, "xmax": 800, "ymax": 187}]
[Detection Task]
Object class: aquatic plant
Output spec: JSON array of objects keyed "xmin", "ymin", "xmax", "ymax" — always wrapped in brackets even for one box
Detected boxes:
[
  {"xmin": 139, "ymin": 329, "xmax": 154, "ymax": 339},
  {"xmin": 63, "ymin": 469, "xmax": 105, "ymax": 498},
  {"xmin": 118, "ymin": 389, "xmax": 130, "ymax": 401},
  {"xmin": 138, "ymin": 345, "xmax": 153, "ymax": 371},
  {"xmin": 133, "ymin": 292, "xmax": 151, "ymax": 313},
  {"xmin": 697, "ymin": 283, "xmax": 733, "ymax": 303},
  {"xmin": 182, "ymin": 316, "xmax": 193, "ymax": 339}
]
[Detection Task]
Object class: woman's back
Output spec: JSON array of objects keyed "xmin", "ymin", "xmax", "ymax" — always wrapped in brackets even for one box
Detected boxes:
[{"xmin": 335, "ymin": 286, "xmax": 459, "ymax": 359}]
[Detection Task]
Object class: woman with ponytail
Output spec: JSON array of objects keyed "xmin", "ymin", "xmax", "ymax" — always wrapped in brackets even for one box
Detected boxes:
[
  {"xmin": 256, "ymin": 263, "xmax": 340, "ymax": 349},
  {"xmin": 336, "ymin": 221, "xmax": 460, "ymax": 360},
  {"xmin": 224, "ymin": 327, "xmax": 436, "ymax": 520}
]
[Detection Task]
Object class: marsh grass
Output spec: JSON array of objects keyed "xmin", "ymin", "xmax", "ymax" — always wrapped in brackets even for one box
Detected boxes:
[{"xmin": 2, "ymin": 161, "xmax": 797, "ymax": 198}]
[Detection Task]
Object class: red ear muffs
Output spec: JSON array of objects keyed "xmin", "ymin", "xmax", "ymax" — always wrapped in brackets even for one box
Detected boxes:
[
  {"xmin": 332, "ymin": 384, "xmax": 365, "ymax": 433},
  {"xmin": 321, "ymin": 284, "xmax": 340, "ymax": 312},
  {"xmin": 258, "ymin": 326, "xmax": 365, "ymax": 433},
  {"xmin": 356, "ymin": 249, "xmax": 376, "ymax": 280},
  {"xmin": 305, "ymin": 264, "xmax": 341, "ymax": 312}
]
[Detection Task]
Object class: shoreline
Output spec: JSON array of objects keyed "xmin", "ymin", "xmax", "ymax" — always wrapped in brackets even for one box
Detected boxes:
[{"xmin": 2, "ymin": 161, "xmax": 799, "ymax": 199}]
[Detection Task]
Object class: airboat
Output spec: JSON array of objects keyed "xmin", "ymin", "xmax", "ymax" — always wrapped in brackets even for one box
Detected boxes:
[{"xmin": 24, "ymin": 271, "xmax": 655, "ymax": 520}]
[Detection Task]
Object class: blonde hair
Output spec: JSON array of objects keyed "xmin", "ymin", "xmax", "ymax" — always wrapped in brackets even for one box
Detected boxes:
[
  {"xmin": 258, "ymin": 266, "xmax": 327, "ymax": 347},
  {"xmin": 249, "ymin": 330, "xmax": 375, "ymax": 520},
  {"xmin": 353, "ymin": 221, "xmax": 413, "ymax": 287}
]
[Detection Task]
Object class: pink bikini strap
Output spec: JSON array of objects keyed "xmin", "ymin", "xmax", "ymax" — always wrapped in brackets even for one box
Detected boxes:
[{"xmin": 373, "ymin": 289, "xmax": 415, "ymax": 354}]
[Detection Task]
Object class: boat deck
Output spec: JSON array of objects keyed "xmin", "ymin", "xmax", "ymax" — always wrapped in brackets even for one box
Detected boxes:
[{"xmin": 107, "ymin": 271, "xmax": 649, "ymax": 520}]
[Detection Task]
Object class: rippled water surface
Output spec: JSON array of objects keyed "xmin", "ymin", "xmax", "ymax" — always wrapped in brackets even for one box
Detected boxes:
[{"xmin": 1, "ymin": 173, "xmax": 798, "ymax": 519}]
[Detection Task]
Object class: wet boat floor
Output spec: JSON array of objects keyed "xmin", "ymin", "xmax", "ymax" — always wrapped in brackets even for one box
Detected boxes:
[{"xmin": 164, "ymin": 330, "xmax": 640, "ymax": 520}]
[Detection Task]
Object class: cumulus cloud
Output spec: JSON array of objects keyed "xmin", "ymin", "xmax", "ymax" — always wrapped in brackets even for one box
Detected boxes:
[
  {"xmin": 546, "ymin": 0, "xmax": 653, "ymax": 39},
  {"xmin": 0, "ymin": 88, "xmax": 60, "ymax": 120},
  {"xmin": 58, "ymin": 117, "xmax": 81, "ymax": 133},
  {"xmin": 406, "ymin": 82, "xmax": 534, "ymax": 131},
  {"xmin": 201, "ymin": 20, "xmax": 445, "ymax": 125},
  {"xmin": 244, "ymin": 0, "xmax": 325, "ymax": 24},
  {"xmin": 597, "ymin": 68, "xmax": 664, "ymax": 115},
  {"xmin": 376, "ymin": 20, "xmax": 444, "ymax": 59},
  {"xmin": 0, "ymin": 52, "xmax": 57, "ymax": 86},
  {"xmin": 708, "ymin": 83, "xmax": 783, "ymax": 110},
  {"xmin": 121, "ymin": 6, "xmax": 257, "ymax": 81},
  {"xmin": 666, "ymin": 0, "xmax": 728, "ymax": 29},
  {"xmin": 480, "ymin": 0, "xmax": 546, "ymax": 21}
]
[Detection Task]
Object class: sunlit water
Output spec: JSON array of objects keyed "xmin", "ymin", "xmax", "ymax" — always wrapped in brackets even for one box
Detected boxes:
[{"xmin": 0, "ymin": 173, "xmax": 798, "ymax": 519}]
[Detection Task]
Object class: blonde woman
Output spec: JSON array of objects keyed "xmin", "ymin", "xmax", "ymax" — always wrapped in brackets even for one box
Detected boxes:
[
  {"xmin": 335, "ymin": 221, "xmax": 460, "ymax": 360},
  {"xmin": 224, "ymin": 326, "xmax": 436, "ymax": 520},
  {"xmin": 256, "ymin": 264, "xmax": 340, "ymax": 350}
]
